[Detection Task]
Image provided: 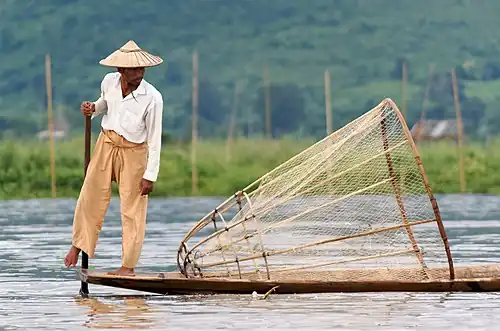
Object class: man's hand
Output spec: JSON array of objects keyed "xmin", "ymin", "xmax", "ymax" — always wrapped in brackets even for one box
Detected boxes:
[
  {"xmin": 140, "ymin": 178, "xmax": 154, "ymax": 195},
  {"xmin": 81, "ymin": 101, "xmax": 95, "ymax": 116}
]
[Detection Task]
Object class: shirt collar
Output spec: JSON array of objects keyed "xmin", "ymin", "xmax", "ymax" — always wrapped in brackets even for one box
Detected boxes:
[
  {"xmin": 135, "ymin": 79, "xmax": 147, "ymax": 95},
  {"xmin": 116, "ymin": 74, "xmax": 148, "ymax": 97}
]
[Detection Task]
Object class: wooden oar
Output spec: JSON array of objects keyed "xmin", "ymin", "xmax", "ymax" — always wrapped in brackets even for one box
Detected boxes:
[{"xmin": 79, "ymin": 114, "xmax": 91, "ymax": 297}]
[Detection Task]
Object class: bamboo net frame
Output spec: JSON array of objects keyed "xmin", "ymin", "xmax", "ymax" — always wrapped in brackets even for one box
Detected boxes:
[{"xmin": 177, "ymin": 98, "xmax": 455, "ymax": 283}]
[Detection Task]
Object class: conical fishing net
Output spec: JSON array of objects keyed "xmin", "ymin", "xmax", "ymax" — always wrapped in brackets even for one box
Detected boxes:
[{"xmin": 177, "ymin": 98, "xmax": 455, "ymax": 283}]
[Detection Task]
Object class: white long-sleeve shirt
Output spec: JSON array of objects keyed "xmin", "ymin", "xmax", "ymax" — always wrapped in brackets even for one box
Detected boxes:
[{"xmin": 91, "ymin": 72, "xmax": 163, "ymax": 182}]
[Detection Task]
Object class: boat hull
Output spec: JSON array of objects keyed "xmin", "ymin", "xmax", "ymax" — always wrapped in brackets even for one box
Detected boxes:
[{"xmin": 77, "ymin": 264, "xmax": 500, "ymax": 295}]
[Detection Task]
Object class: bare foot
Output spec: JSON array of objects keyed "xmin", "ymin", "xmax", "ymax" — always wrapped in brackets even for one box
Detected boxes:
[
  {"xmin": 107, "ymin": 266, "xmax": 135, "ymax": 277},
  {"xmin": 64, "ymin": 246, "xmax": 81, "ymax": 267}
]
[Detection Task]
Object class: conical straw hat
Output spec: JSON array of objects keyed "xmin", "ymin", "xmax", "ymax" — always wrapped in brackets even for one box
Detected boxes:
[{"xmin": 99, "ymin": 40, "xmax": 163, "ymax": 68}]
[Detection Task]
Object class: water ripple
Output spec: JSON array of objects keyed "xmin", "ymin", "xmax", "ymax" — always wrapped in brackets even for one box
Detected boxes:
[{"xmin": 1, "ymin": 195, "xmax": 500, "ymax": 330}]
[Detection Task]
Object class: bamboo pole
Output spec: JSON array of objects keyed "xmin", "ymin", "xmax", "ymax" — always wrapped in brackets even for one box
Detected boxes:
[
  {"xmin": 45, "ymin": 54, "xmax": 56, "ymax": 198},
  {"xmin": 402, "ymin": 60, "xmax": 407, "ymax": 118},
  {"xmin": 263, "ymin": 63, "xmax": 271, "ymax": 138},
  {"xmin": 226, "ymin": 81, "xmax": 240, "ymax": 162},
  {"xmin": 399, "ymin": 60, "xmax": 408, "ymax": 196},
  {"xmin": 79, "ymin": 111, "xmax": 92, "ymax": 298},
  {"xmin": 324, "ymin": 70, "xmax": 332, "ymax": 135},
  {"xmin": 420, "ymin": 63, "xmax": 435, "ymax": 123},
  {"xmin": 191, "ymin": 50, "xmax": 199, "ymax": 195},
  {"xmin": 414, "ymin": 63, "xmax": 435, "ymax": 141},
  {"xmin": 387, "ymin": 98, "xmax": 455, "ymax": 280},
  {"xmin": 247, "ymin": 106, "xmax": 251, "ymax": 138},
  {"xmin": 451, "ymin": 68, "xmax": 466, "ymax": 193},
  {"xmin": 380, "ymin": 116, "xmax": 428, "ymax": 277}
]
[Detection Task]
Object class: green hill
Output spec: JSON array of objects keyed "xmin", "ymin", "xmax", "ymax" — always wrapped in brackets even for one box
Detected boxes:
[{"xmin": 2, "ymin": 0, "xmax": 500, "ymax": 139}]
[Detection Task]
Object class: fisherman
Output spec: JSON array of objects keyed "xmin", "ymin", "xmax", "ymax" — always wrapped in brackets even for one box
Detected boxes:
[{"xmin": 63, "ymin": 40, "xmax": 164, "ymax": 276}]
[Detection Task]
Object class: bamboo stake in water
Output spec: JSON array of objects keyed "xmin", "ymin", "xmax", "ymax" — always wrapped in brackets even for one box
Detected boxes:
[
  {"xmin": 45, "ymin": 54, "xmax": 56, "ymax": 198},
  {"xmin": 263, "ymin": 63, "xmax": 271, "ymax": 138},
  {"xmin": 420, "ymin": 63, "xmax": 435, "ymax": 123},
  {"xmin": 451, "ymin": 68, "xmax": 466, "ymax": 193},
  {"xmin": 226, "ymin": 81, "xmax": 240, "ymax": 162},
  {"xmin": 400, "ymin": 60, "xmax": 408, "ymax": 187},
  {"xmin": 324, "ymin": 70, "xmax": 332, "ymax": 135},
  {"xmin": 402, "ymin": 60, "xmax": 407, "ymax": 118},
  {"xmin": 415, "ymin": 63, "xmax": 435, "ymax": 141},
  {"xmin": 191, "ymin": 51, "xmax": 199, "ymax": 195},
  {"xmin": 247, "ymin": 105, "xmax": 251, "ymax": 138}
]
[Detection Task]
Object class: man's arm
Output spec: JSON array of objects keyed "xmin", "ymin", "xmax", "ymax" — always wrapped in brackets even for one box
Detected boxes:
[
  {"xmin": 91, "ymin": 75, "xmax": 109, "ymax": 119},
  {"xmin": 142, "ymin": 93, "xmax": 164, "ymax": 182}
]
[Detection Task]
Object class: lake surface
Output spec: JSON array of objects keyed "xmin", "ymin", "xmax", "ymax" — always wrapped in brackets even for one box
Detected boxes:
[{"xmin": 1, "ymin": 195, "xmax": 500, "ymax": 330}]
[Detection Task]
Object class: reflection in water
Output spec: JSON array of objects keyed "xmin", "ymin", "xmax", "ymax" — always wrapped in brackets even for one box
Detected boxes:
[{"xmin": 75, "ymin": 296, "xmax": 157, "ymax": 329}]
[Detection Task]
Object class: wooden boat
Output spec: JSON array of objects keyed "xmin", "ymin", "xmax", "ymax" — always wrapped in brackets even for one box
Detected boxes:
[
  {"xmin": 77, "ymin": 264, "xmax": 500, "ymax": 294},
  {"xmin": 76, "ymin": 98, "xmax": 500, "ymax": 295}
]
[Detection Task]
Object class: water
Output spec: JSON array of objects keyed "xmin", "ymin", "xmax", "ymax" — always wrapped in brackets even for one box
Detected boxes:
[{"xmin": 1, "ymin": 195, "xmax": 500, "ymax": 330}]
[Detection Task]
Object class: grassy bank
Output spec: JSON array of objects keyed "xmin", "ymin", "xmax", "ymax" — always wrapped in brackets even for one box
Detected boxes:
[{"xmin": 0, "ymin": 136, "xmax": 498, "ymax": 200}]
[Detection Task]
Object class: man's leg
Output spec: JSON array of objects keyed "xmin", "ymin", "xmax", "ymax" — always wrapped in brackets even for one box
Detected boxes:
[
  {"xmin": 108, "ymin": 136, "xmax": 148, "ymax": 276},
  {"xmin": 64, "ymin": 132, "xmax": 113, "ymax": 267}
]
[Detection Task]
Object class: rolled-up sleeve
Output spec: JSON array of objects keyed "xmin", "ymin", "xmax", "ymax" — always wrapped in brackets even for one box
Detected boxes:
[{"xmin": 142, "ymin": 93, "xmax": 164, "ymax": 182}]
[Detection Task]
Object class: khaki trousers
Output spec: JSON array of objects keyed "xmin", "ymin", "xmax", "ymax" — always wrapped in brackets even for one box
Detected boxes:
[{"xmin": 71, "ymin": 129, "xmax": 148, "ymax": 268}]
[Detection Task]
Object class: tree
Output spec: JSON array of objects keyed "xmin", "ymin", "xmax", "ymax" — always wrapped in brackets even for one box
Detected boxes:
[
  {"xmin": 184, "ymin": 78, "xmax": 230, "ymax": 138},
  {"xmin": 254, "ymin": 83, "xmax": 305, "ymax": 138}
]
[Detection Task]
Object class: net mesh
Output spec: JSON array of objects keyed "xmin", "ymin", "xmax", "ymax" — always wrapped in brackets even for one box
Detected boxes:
[{"xmin": 177, "ymin": 98, "xmax": 454, "ymax": 283}]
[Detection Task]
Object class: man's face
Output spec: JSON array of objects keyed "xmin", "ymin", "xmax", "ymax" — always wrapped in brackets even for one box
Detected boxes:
[{"xmin": 119, "ymin": 67, "xmax": 145, "ymax": 86}]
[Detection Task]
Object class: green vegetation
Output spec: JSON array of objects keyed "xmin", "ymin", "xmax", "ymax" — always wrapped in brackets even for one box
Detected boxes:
[
  {"xmin": 2, "ymin": 0, "xmax": 500, "ymax": 199},
  {"xmin": 0, "ymin": 136, "xmax": 312, "ymax": 200},
  {"xmin": 2, "ymin": 0, "xmax": 500, "ymax": 141},
  {"xmin": 0, "ymin": 136, "xmax": 498, "ymax": 200}
]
